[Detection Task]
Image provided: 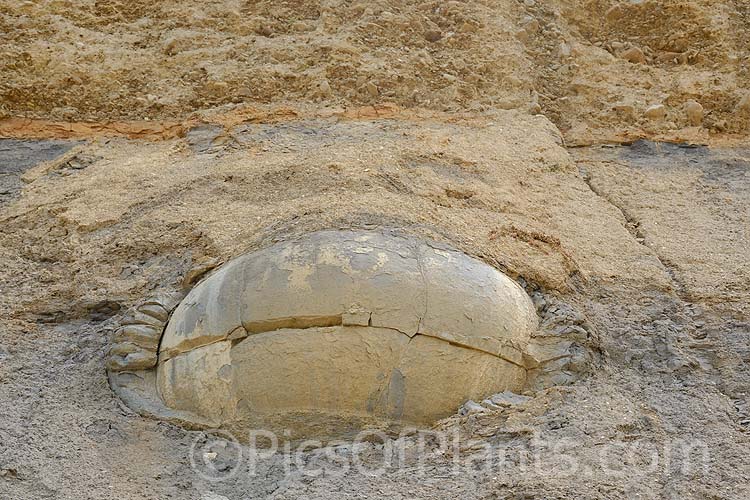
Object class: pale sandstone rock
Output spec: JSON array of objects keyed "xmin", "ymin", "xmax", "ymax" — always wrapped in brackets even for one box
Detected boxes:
[
  {"xmin": 515, "ymin": 29, "xmax": 530, "ymax": 43},
  {"xmin": 113, "ymin": 324, "xmax": 161, "ymax": 350},
  {"xmin": 136, "ymin": 303, "xmax": 169, "ymax": 322},
  {"xmin": 319, "ymin": 79, "xmax": 331, "ymax": 96},
  {"xmin": 685, "ymin": 100, "xmax": 704, "ymax": 126},
  {"xmin": 157, "ymin": 327, "xmax": 526, "ymax": 436},
  {"xmin": 737, "ymin": 93, "xmax": 750, "ymax": 113},
  {"xmin": 644, "ymin": 104, "xmax": 667, "ymax": 120},
  {"xmin": 107, "ymin": 350, "xmax": 158, "ymax": 371},
  {"xmin": 424, "ymin": 30, "xmax": 442, "ymax": 42},
  {"xmin": 605, "ymin": 4, "xmax": 624, "ymax": 21},
  {"xmin": 159, "ymin": 231, "xmax": 535, "ymax": 361},
  {"xmin": 121, "ymin": 309, "xmax": 165, "ymax": 328},
  {"xmin": 613, "ymin": 102, "xmax": 636, "ymax": 118},
  {"xmin": 157, "ymin": 341, "xmax": 233, "ymax": 423},
  {"xmin": 107, "ymin": 291, "xmax": 182, "ymax": 372},
  {"xmin": 523, "ymin": 18, "xmax": 540, "ymax": 33},
  {"xmin": 620, "ymin": 47, "xmax": 646, "ymax": 64},
  {"xmin": 152, "ymin": 230, "xmax": 536, "ymax": 438}
]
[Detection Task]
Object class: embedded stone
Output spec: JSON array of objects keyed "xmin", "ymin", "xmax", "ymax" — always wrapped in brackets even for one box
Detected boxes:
[
  {"xmin": 151, "ymin": 230, "xmax": 537, "ymax": 438},
  {"xmin": 113, "ymin": 324, "xmax": 161, "ymax": 350},
  {"xmin": 108, "ymin": 350, "xmax": 158, "ymax": 371},
  {"xmin": 109, "ymin": 342, "xmax": 142, "ymax": 357},
  {"xmin": 159, "ymin": 231, "xmax": 535, "ymax": 361},
  {"xmin": 121, "ymin": 309, "xmax": 165, "ymax": 328},
  {"xmin": 136, "ymin": 303, "xmax": 169, "ymax": 322},
  {"xmin": 106, "ymin": 293, "xmax": 175, "ymax": 372},
  {"xmin": 685, "ymin": 100, "xmax": 704, "ymax": 126},
  {"xmin": 644, "ymin": 104, "xmax": 667, "ymax": 120},
  {"xmin": 620, "ymin": 46, "xmax": 646, "ymax": 64}
]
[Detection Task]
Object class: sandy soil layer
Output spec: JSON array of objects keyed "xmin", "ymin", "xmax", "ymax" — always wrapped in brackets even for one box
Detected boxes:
[{"xmin": 1, "ymin": 0, "xmax": 749, "ymax": 144}]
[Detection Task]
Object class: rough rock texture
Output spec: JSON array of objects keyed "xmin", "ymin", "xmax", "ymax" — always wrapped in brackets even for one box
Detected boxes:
[
  {"xmin": 160, "ymin": 230, "xmax": 535, "ymax": 360},
  {"xmin": 107, "ymin": 296, "xmax": 172, "ymax": 372},
  {"xmin": 0, "ymin": 139, "xmax": 81, "ymax": 205},
  {"xmin": 151, "ymin": 230, "xmax": 535, "ymax": 437},
  {"xmin": 1, "ymin": 0, "xmax": 749, "ymax": 145},
  {"xmin": 158, "ymin": 327, "xmax": 527, "ymax": 440}
]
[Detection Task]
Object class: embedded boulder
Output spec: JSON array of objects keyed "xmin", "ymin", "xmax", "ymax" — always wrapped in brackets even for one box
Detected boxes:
[{"xmin": 152, "ymin": 230, "xmax": 537, "ymax": 438}]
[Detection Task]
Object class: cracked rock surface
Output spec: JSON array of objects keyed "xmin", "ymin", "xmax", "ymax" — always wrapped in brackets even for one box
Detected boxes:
[{"xmin": 155, "ymin": 230, "xmax": 535, "ymax": 437}]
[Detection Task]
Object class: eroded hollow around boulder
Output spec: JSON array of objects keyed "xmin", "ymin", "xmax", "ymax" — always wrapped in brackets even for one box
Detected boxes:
[{"xmin": 117, "ymin": 230, "xmax": 538, "ymax": 440}]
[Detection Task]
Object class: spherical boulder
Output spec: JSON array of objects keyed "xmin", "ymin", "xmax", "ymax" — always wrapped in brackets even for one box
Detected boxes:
[{"xmin": 154, "ymin": 230, "xmax": 537, "ymax": 439}]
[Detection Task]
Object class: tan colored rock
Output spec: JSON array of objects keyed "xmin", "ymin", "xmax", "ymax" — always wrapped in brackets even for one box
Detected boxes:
[
  {"xmin": 291, "ymin": 21, "xmax": 311, "ymax": 32},
  {"xmin": 738, "ymin": 93, "xmax": 750, "ymax": 113},
  {"xmin": 113, "ymin": 324, "xmax": 161, "ymax": 350},
  {"xmin": 108, "ymin": 292, "xmax": 180, "ymax": 372},
  {"xmin": 155, "ymin": 230, "xmax": 537, "ymax": 438},
  {"xmin": 613, "ymin": 102, "xmax": 636, "ymax": 118},
  {"xmin": 605, "ymin": 4, "xmax": 624, "ymax": 21},
  {"xmin": 136, "ymin": 303, "xmax": 169, "ymax": 322},
  {"xmin": 160, "ymin": 231, "xmax": 535, "ymax": 360},
  {"xmin": 107, "ymin": 350, "xmax": 158, "ymax": 371},
  {"xmin": 644, "ymin": 104, "xmax": 667, "ymax": 120},
  {"xmin": 620, "ymin": 46, "xmax": 646, "ymax": 64},
  {"xmin": 424, "ymin": 29, "xmax": 442, "ymax": 42},
  {"xmin": 523, "ymin": 18, "xmax": 540, "ymax": 33},
  {"xmin": 515, "ymin": 29, "xmax": 530, "ymax": 43},
  {"xmin": 157, "ymin": 341, "xmax": 233, "ymax": 423},
  {"xmin": 656, "ymin": 51, "xmax": 688, "ymax": 64},
  {"xmin": 157, "ymin": 326, "xmax": 527, "ymax": 437},
  {"xmin": 319, "ymin": 79, "xmax": 331, "ymax": 96},
  {"xmin": 121, "ymin": 309, "xmax": 165, "ymax": 328},
  {"xmin": 684, "ymin": 100, "xmax": 704, "ymax": 126}
]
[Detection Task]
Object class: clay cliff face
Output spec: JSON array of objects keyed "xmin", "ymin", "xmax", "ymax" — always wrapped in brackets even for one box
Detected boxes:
[{"xmin": 1, "ymin": 0, "xmax": 749, "ymax": 144}]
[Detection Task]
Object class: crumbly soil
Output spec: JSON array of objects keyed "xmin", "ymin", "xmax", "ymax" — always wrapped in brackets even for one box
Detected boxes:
[
  {"xmin": 1, "ymin": 0, "xmax": 749, "ymax": 144},
  {"xmin": 0, "ymin": 1, "xmax": 749, "ymax": 499}
]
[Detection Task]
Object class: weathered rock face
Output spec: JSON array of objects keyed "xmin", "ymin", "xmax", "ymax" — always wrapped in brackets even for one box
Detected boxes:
[
  {"xmin": 154, "ymin": 230, "xmax": 537, "ymax": 438},
  {"xmin": 107, "ymin": 293, "xmax": 181, "ymax": 372}
]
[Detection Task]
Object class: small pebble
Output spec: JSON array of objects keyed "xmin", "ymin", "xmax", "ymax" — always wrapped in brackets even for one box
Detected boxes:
[
  {"xmin": 162, "ymin": 37, "xmax": 182, "ymax": 56},
  {"xmin": 515, "ymin": 29, "xmax": 529, "ymax": 43},
  {"xmin": 256, "ymin": 25, "xmax": 273, "ymax": 37},
  {"xmin": 424, "ymin": 30, "xmax": 442, "ymax": 42},
  {"xmin": 459, "ymin": 21, "xmax": 478, "ymax": 33},
  {"xmin": 523, "ymin": 18, "xmax": 540, "ymax": 33},
  {"xmin": 605, "ymin": 4, "xmax": 624, "ymax": 21},
  {"xmin": 737, "ymin": 93, "xmax": 750, "ymax": 113},
  {"xmin": 644, "ymin": 104, "xmax": 667, "ymax": 120},
  {"xmin": 459, "ymin": 400, "xmax": 487, "ymax": 415},
  {"xmin": 379, "ymin": 11, "xmax": 395, "ymax": 22},
  {"xmin": 291, "ymin": 21, "xmax": 309, "ymax": 32},
  {"xmin": 613, "ymin": 102, "xmax": 635, "ymax": 117},
  {"xmin": 319, "ymin": 79, "xmax": 331, "ymax": 96},
  {"xmin": 684, "ymin": 100, "xmax": 703, "ymax": 126},
  {"xmin": 620, "ymin": 46, "xmax": 646, "ymax": 64}
]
